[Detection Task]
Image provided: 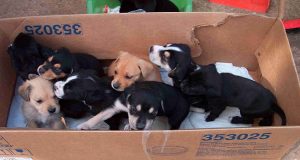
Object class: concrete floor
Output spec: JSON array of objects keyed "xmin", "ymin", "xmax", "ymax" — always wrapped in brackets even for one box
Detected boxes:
[{"xmin": 0, "ymin": 0, "xmax": 299, "ymax": 77}]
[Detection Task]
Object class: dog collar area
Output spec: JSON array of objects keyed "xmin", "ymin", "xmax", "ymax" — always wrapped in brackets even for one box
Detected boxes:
[{"xmin": 82, "ymin": 100, "xmax": 93, "ymax": 110}]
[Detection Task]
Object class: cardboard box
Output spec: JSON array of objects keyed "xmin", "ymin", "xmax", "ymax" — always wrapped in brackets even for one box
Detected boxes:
[{"xmin": 0, "ymin": 13, "xmax": 299, "ymax": 160}]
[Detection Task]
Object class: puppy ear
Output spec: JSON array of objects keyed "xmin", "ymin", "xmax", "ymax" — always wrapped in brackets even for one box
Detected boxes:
[
  {"xmin": 18, "ymin": 82, "xmax": 32, "ymax": 101},
  {"xmin": 28, "ymin": 74, "xmax": 38, "ymax": 80},
  {"xmin": 160, "ymin": 100, "xmax": 164, "ymax": 109},
  {"xmin": 137, "ymin": 59, "xmax": 154, "ymax": 78},
  {"xmin": 168, "ymin": 66, "xmax": 187, "ymax": 82},
  {"xmin": 108, "ymin": 57, "xmax": 120, "ymax": 77},
  {"xmin": 126, "ymin": 94, "xmax": 131, "ymax": 103}
]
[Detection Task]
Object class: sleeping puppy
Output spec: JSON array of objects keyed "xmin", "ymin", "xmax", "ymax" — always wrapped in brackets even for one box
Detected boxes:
[
  {"xmin": 18, "ymin": 74, "xmax": 65, "ymax": 129},
  {"xmin": 76, "ymin": 81, "xmax": 190, "ymax": 130},
  {"xmin": 53, "ymin": 70, "xmax": 127, "ymax": 130},
  {"xmin": 181, "ymin": 71, "xmax": 287, "ymax": 126},
  {"xmin": 119, "ymin": 0, "xmax": 179, "ymax": 13},
  {"xmin": 7, "ymin": 33, "xmax": 54, "ymax": 80},
  {"xmin": 37, "ymin": 47, "xmax": 104, "ymax": 80},
  {"xmin": 108, "ymin": 51, "xmax": 161, "ymax": 91}
]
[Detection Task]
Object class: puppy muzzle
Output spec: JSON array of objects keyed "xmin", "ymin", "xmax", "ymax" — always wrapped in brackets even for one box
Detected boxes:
[
  {"xmin": 54, "ymin": 81, "xmax": 64, "ymax": 99},
  {"xmin": 111, "ymin": 81, "xmax": 124, "ymax": 91},
  {"xmin": 37, "ymin": 66, "xmax": 46, "ymax": 75}
]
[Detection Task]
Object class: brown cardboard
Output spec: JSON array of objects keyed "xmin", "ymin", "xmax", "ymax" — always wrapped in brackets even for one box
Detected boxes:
[{"xmin": 0, "ymin": 13, "xmax": 299, "ymax": 160}]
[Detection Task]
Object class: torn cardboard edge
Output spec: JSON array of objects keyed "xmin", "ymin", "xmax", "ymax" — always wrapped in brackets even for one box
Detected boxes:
[{"xmin": 190, "ymin": 14, "xmax": 277, "ymax": 59}]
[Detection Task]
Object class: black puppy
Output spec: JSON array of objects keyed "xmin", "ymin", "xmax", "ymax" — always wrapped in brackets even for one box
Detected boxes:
[
  {"xmin": 149, "ymin": 43, "xmax": 287, "ymax": 126},
  {"xmin": 7, "ymin": 33, "xmax": 54, "ymax": 80},
  {"xmin": 124, "ymin": 81, "xmax": 190, "ymax": 130},
  {"xmin": 37, "ymin": 48, "xmax": 104, "ymax": 80},
  {"xmin": 76, "ymin": 81, "xmax": 190, "ymax": 130},
  {"xmin": 181, "ymin": 71, "xmax": 287, "ymax": 126},
  {"xmin": 119, "ymin": 0, "xmax": 179, "ymax": 13},
  {"xmin": 54, "ymin": 70, "xmax": 126, "ymax": 130}
]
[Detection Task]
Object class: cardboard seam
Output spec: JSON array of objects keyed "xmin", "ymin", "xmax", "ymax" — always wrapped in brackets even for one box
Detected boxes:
[
  {"xmin": 254, "ymin": 19, "xmax": 300, "ymax": 92},
  {"xmin": 142, "ymin": 131, "xmax": 152, "ymax": 160},
  {"xmin": 281, "ymin": 139, "xmax": 300, "ymax": 159}
]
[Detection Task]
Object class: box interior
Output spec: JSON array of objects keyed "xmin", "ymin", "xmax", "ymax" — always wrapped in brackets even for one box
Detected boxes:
[{"xmin": 0, "ymin": 13, "xmax": 299, "ymax": 128}]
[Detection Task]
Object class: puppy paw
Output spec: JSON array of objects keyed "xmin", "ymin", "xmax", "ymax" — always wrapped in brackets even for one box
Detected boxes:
[
  {"xmin": 205, "ymin": 115, "xmax": 216, "ymax": 122},
  {"xmin": 231, "ymin": 116, "xmax": 242, "ymax": 124},
  {"xmin": 123, "ymin": 124, "xmax": 131, "ymax": 130},
  {"xmin": 77, "ymin": 122, "xmax": 92, "ymax": 130}
]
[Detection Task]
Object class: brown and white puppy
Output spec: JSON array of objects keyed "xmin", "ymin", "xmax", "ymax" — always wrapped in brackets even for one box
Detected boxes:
[
  {"xmin": 18, "ymin": 74, "xmax": 66, "ymax": 129},
  {"xmin": 108, "ymin": 51, "xmax": 161, "ymax": 91}
]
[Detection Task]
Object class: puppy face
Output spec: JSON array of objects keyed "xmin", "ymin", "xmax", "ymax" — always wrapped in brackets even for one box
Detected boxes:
[
  {"xmin": 54, "ymin": 71, "xmax": 104, "ymax": 103},
  {"xmin": 149, "ymin": 43, "xmax": 192, "ymax": 81},
  {"xmin": 108, "ymin": 52, "xmax": 154, "ymax": 91},
  {"xmin": 19, "ymin": 75, "xmax": 60, "ymax": 118},
  {"xmin": 125, "ymin": 92, "xmax": 160, "ymax": 130},
  {"xmin": 37, "ymin": 48, "xmax": 73, "ymax": 80}
]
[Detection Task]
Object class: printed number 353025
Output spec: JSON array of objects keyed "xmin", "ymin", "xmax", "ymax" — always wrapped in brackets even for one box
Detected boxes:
[
  {"xmin": 202, "ymin": 133, "xmax": 271, "ymax": 141},
  {"xmin": 24, "ymin": 24, "xmax": 82, "ymax": 35}
]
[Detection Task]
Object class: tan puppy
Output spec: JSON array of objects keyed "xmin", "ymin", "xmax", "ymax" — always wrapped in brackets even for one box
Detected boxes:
[
  {"xmin": 108, "ymin": 51, "xmax": 161, "ymax": 91},
  {"xmin": 18, "ymin": 74, "xmax": 66, "ymax": 129}
]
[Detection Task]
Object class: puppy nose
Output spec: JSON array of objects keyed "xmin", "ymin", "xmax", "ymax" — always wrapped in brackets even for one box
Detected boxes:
[
  {"xmin": 112, "ymin": 82, "xmax": 120, "ymax": 89},
  {"xmin": 48, "ymin": 107, "xmax": 56, "ymax": 113},
  {"xmin": 38, "ymin": 67, "xmax": 46, "ymax": 74},
  {"xmin": 149, "ymin": 46, "xmax": 154, "ymax": 52},
  {"xmin": 136, "ymin": 123, "xmax": 146, "ymax": 130}
]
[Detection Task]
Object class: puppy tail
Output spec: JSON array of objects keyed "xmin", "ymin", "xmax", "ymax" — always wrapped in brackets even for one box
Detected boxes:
[{"xmin": 272, "ymin": 103, "xmax": 287, "ymax": 126}]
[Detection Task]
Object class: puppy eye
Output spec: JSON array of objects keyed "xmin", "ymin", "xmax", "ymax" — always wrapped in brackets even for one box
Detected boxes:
[
  {"xmin": 54, "ymin": 67, "xmax": 62, "ymax": 72},
  {"xmin": 36, "ymin": 99, "xmax": 43, "ymax": 104},
  {"xmin": 64, "ymin": 86, "xmax": 71, "ymax": 91},
  {"xmin": 125, "ymin": 75, "xmax": 133, "ymax": 79},
  {"xmin": 114, "ymin": 70, "xmax": 118, "ymax": 75},
  {"xmin": 130, "ymin": 107, "xmax": 137, "ymax": 113}
]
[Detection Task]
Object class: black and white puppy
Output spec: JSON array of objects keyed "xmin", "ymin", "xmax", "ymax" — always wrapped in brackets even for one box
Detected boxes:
[
  {"xmin": 149, "ymin": 43, "xmax": 287, "ymax": 126},
  {"xmin": 119, "ymin": 0, "xmax": 179, "ymax": 13},
  {"xmin": 76, "ymin": 81, "xmax": 190, "ymax": 130},
  {"xmin": 7, "ymin": 33, "xmax": 54, "ymax": 80},
  {"xmin": 54, "ymin": 70, "xmax": 126, "ymax": 130},
  {"xmin": 149, "ymin": 43, "xmax": 198, "ymax": 87}
]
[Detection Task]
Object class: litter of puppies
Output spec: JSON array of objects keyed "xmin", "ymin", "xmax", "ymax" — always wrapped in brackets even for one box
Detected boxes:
[{"xmin": 6, "ymin": 33, "xmax": 287, "ymax": 130}]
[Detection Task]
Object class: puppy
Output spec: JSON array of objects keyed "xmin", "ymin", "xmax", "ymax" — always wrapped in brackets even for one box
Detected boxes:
[
  {"xmin": 108, "ymin": 51, "xmax": 161, "ymax": 91},
  {"xmin": 37, "ymin": 47, "xmax": 103, "ymax": 80},
  {"xmin": 18, "ymin": 74, "xmax": 65, "ymax": 129},
  {"xmin": 181, "ymin": 71, "xmax": 287, "ymax": 126},
  {"xmin": 149, "ymin": 43, "xmax": 211, "ymax": 109},
  {"xmin": 54, "ymin": 70, "xmax": 127, "ymax": 130},
  {"xmin": 7, "ymin": 33, "xmax": 54, "ymax": 80},
  {"xmin": 77, "ymin": 81, "xmax": 190, "ymax": 130},
  {"xmin": 149, "ymin": 43, "xmax": 287, "ymax": 126},
  {"xmin": 119, "ymin": 0, "xmax": 179, "ymax": 13},
  {"xmin": 149, "ymin": 43, "xmax": 196, "ymax": 87}
]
